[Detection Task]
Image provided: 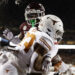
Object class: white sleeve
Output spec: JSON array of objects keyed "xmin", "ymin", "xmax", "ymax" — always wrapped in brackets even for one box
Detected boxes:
[
  {"xmin": 38, "ymin": 34, "xmax": 53, "ymax": 51},
  {"xmin": 38, "ymin": 33, "xmax": 58, "ymax": 59},
  {"xmin": 46, "ymin": 45, "xmax": 58, "ymax": 59}
]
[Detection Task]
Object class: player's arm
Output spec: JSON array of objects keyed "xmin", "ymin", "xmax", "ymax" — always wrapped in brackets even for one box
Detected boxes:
[
  {"xmin": 15, "ymin": 32, "xmax": 36, "ymax": 52},
  {"xmin": 37, "ymin": 36, "xmax": 54, "ymax": 71}
]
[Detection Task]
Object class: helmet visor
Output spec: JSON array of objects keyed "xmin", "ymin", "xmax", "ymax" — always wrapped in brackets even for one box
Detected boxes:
[{"xmin": 27, "ymin": 13, "xmax": 38, "ymax": 19}]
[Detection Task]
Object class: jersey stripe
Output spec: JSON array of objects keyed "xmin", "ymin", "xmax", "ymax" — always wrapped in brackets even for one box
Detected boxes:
[{"xmin": 40, "ymin": 37, "xmax": 51, "ymax": 50}]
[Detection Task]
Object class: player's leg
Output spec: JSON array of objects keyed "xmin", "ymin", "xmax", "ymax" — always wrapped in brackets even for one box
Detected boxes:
[
  {"xmin": 29, "ymin": 52, "xmax": 38, "ymax": 73},
  {"xmin": 0, "ymin": 62, "xmax": 18, "ymax": 75},
  {"xmin": 52, "ymin": 55, "xmax": 69, "ymax": 73}
]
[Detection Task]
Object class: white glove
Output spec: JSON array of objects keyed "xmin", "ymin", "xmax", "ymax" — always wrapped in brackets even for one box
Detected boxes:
[
  {"xmin": 42, "ymin": 57, "xmax": 52, "ymax": 72},
  {"xmin": 9, "ymin": 42, "xmax": 17, "ymax": 46}
]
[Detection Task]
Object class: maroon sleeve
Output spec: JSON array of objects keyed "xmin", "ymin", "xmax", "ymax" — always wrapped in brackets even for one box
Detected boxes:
[
  {"xmin": 19, "ymin": 22, "xmax": 32, "ymax": 35},
  {"xmin": 19, "ymin": 22, "xmax": 26, "ymax": 35}
]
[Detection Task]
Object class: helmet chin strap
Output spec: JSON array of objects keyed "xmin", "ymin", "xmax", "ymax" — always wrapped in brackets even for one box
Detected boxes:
[{"xmin": 30, "ymin": 19, "xmax": 36, "ymax": 27}]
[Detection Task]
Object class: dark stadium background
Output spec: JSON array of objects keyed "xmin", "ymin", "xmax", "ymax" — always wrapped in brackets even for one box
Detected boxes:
[
  {"xmin": 0, "ymin": 0, "xmax": 75, "ymax": 43},
  {"xmin": 0, "ymin": 0, "xmax": 75, "ymax": 64}
]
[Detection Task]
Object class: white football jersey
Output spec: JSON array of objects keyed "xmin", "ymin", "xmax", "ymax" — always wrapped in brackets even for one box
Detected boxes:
[
  {"xmin": 16, "ymin": 27, "xmax": 58, "ymax": 59},
  {"xmin": 0, "ymin": 27, "xmax": 59, "ymax": 75}
]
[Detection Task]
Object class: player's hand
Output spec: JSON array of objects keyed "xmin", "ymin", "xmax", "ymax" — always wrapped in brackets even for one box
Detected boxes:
[{"xmin": 42, "ymin": 57, "xmax": 52, "ymax": 72}]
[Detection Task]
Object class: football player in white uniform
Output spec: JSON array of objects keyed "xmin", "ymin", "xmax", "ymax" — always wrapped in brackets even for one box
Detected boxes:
[
  {"xmin": 28, "ymin": 14, "xmax": 63, "ymax": 73},
  {"xmin": 0, "ymin": 14, "xmax": 63, "ymax": 75},
  {"xmin": 7, "ymin": 15, "xmax": 59, "ymax": 74},
  {"xmin": 13, "ymin": 14, "xmax": 64, "ymax": 74},
  {"xmin": 29, "ymin": 14, "xmax": 69, "ymax": 74}
]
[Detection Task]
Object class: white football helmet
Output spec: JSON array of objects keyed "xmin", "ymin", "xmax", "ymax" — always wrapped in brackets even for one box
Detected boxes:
[
  {"xmin": 24, "ymin": 2, "xmax": 45, "ymax": 26},
  {"xmin": 38, "ymin": 14, "xmax": 64, "ymax": 41}
]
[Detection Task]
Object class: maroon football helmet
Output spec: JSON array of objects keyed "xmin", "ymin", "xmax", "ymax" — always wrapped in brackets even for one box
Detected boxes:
[{"xmin": 24, "ymin": 2, "xmax": 45, "ymax": 27}]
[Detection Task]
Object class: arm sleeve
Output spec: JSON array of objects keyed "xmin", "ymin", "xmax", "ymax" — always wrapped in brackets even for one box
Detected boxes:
[
  {"xmin": 45, "ymin": 45, "xmax": 58, "ymax": 59},
  {"xmin": 38, "ymin": 36, "xmax": 58, "ymax": 59}
]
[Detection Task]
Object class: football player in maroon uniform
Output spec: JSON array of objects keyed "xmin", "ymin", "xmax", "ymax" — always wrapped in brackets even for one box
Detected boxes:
[{"xmin": 17, "ymin": 2, "xmax": 45, "ymax": 39}]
